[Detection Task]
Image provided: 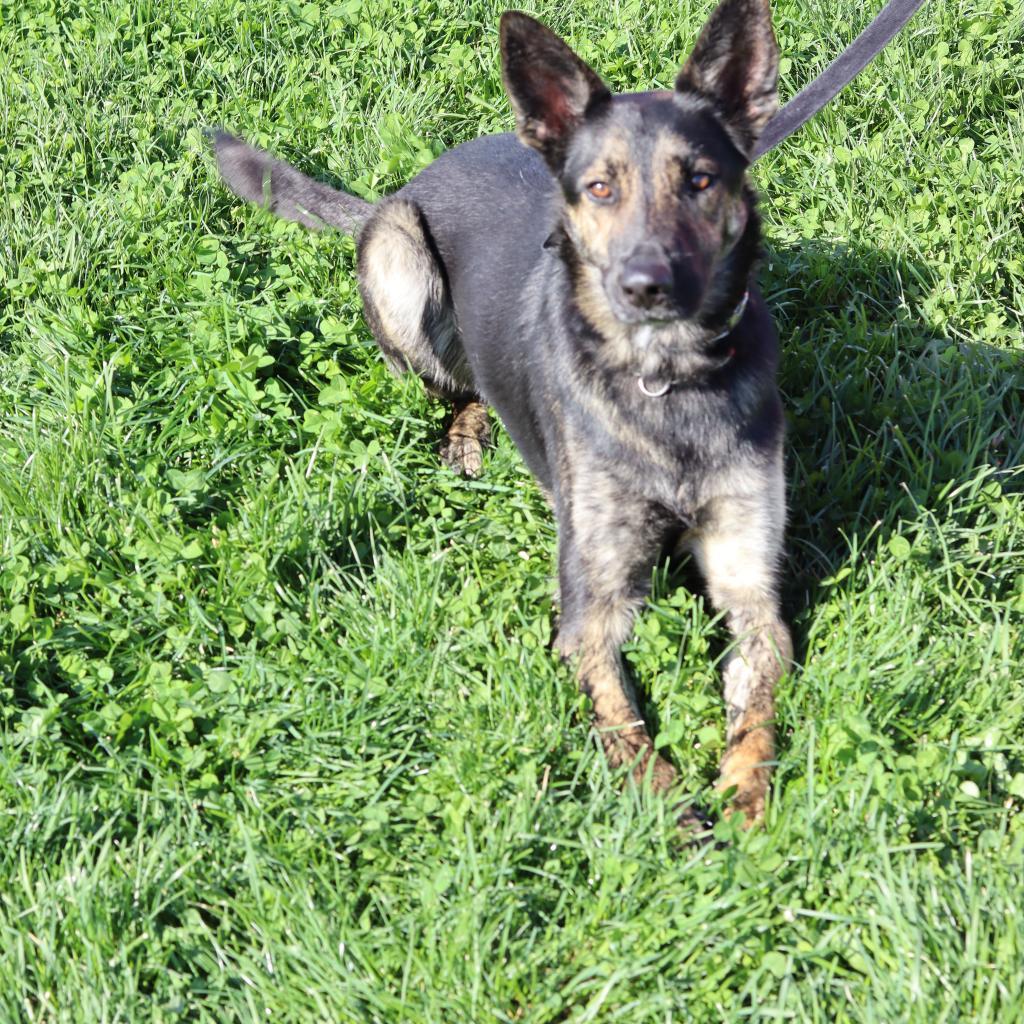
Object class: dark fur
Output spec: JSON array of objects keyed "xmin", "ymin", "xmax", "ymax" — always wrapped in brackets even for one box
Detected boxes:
[{"xmin": 214, "ymin": 0, "xmax": 793, "ymax": 827}]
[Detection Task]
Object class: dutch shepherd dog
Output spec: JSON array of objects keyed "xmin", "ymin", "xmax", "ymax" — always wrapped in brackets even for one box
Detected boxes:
[{"xmin": 213, "ymin": 0, "xmax": 793, "ymax": 828}]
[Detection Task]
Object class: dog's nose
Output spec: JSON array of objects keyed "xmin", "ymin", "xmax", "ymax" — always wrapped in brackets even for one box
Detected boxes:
[{"xmin": 619, "ymin": 258, "xmax": 673, "ymax": 307}]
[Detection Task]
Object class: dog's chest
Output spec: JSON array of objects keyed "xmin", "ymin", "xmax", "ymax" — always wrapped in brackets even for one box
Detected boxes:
[{"xmin": 567, "ymin": 391, "xmax": 744, "ymax": 523}]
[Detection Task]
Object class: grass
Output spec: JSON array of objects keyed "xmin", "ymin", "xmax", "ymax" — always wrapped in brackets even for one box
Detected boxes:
[{"xmin": 0, "ymin": 0, "xmax": 1022, "ymax": 1019}]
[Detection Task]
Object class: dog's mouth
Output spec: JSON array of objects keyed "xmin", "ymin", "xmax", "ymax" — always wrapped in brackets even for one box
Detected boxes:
[
  {"xmin": 607, "ymin": 300, "xmax": 686, "ymax": 328},
  {"xmin": 604, "ymin": 285, "xmax": 703, "ymax": 331}
]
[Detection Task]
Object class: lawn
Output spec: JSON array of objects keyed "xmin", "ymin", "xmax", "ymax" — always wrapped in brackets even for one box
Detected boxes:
[{"xmin": 1, "ymin": 0, "xmax": 1022, "ymax": 1020}]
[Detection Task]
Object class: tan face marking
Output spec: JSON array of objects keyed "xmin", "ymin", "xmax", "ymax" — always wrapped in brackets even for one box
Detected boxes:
[
  {"xmin": 563, "ymin": 125, "xmax": 641, "ymax": 269},
  {"xmin": 649, "ymin": 130, "xmax": 742, "ymax": 255}
]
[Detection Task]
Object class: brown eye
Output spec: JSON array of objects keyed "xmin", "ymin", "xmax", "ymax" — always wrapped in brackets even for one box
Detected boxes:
[
  {"xmin": 690, "ymin": 172, "xmax": 715, "ymax": 192},
  {"xmin": 586, "ymin": 181, "xmax": 613, "ymax": 201}
]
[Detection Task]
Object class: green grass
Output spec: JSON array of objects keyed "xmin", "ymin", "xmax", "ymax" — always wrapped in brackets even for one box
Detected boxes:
[{"xmin": 1, "ymin": 0, "xmax": 1022, "ymax": 1019}]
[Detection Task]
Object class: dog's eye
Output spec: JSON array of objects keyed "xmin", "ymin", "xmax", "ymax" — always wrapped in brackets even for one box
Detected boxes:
[
  {"xmin": 689, "ymin": 172, "xmax": 715, "ymax": 192},
  {"xmin": 586, "ymin": 181, "xmax": 614, "ymax": 201}
]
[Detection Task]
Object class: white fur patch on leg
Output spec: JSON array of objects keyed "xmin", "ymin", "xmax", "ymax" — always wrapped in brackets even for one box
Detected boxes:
[{"xmin": 721, "ymin": 650, "xmax": 754, "ymax": 729}]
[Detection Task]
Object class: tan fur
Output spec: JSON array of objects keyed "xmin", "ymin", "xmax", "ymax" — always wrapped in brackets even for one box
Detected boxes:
[
  {"xmin": 359, "ymin": 200, "xmax": 469, "ymax": 395},
  {"xmin": 649, "ymin": 132, "xmax": 748, "ymax": 255},
  {"xmin": 567, "ymin": 125, "xmax": 750, "ymax": 379},
  {"xmin": 716, "ymin": 710, "xmax": 776, "ymax": 821},
  {"xmin": 576, "ymin": 602, "xmax": 677, "ymax": 791},
  {"xmin": 564, "ymin": 130, "xmax": 648, "ymax": 363},
  {"xmin": 563, "ymin": 130, "xmax": 641, "ymax": 266},
  {"xmin": 440, "ymin": 399, "xmax": 490, "ymax": 478}
]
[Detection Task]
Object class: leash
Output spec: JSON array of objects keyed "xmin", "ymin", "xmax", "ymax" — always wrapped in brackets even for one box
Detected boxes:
[{"xmin": 752, "ymin": 0, "xmax": 928, "ymax": 161}]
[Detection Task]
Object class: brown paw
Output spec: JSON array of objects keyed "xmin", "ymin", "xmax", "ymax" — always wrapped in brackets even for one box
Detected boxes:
[
  {"xmin": 716, "ymin": 759, "xmax": 770, "ymax": 828},
  {"xmin": 716, "ymin": 716, "xmax": 775, "ymax": 828},
  {"xmin": 598, "ymin": 725, "xmax": 676, "ymax": 793},
  {"xmin": 440, "ymin": 400, "xmax": 490, "ymax": 477},
  {"xmin": 640, "ymin": 751, "xmax": 678, "ymax": 793},
  {"xmin": 720, "ymin": 785, "xmax": 766, "ymax": 827},
  {"xmin": 440, "ymin": 431, "xmax": 485, "ymax": 477}
]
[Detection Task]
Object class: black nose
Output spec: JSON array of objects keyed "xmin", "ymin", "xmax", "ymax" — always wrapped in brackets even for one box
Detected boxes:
[{"xmin": 619, "ymin": 257, "xmax": 673, "ymax": 307}]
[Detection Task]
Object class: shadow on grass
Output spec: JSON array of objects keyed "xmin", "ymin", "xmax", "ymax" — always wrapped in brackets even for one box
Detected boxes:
[
  {"xmin": 634, "ymin": 238, "xmax": 1023, "ymax": 812},
  {"xmin": 284, "ymin": 232, "xmax": 1021, "ymax": 595},
  {"xmin": 763, "ymin": 237, "xmax": 1022, "ymax": 601}
]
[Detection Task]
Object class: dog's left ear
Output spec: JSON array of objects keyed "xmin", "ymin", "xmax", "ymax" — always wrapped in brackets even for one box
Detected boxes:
[
  {"xmin": 675, "ymin": 0, "xmax": 779, "ymax": 153},
  {"xmin": 500, "ymin": 11, "xmax": 611, "ymax": 171}
]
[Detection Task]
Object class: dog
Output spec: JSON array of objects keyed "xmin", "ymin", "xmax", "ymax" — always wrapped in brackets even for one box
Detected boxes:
[{"xmin": 213, "ymin": 0, "xmax": 793, "ymax": 827}]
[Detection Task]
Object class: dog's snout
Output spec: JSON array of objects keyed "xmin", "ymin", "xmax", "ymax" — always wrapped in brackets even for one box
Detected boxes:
[{"xmin": 619, "ymin": 257, "xmax": 673, "ymax": 308}]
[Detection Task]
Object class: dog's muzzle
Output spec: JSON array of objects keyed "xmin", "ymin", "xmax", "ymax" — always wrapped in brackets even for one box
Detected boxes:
[{"xmin": 610, "ymin": 245, "xmax": 704, "ymax": 323}]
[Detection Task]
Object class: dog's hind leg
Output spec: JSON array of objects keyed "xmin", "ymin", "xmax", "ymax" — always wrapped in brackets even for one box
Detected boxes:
[
  {"xmin": 357, "ymin": 198, "xmax": 489, "ymax": 476},
  {"xmin": 690, "ymin": 466, "xmax": 792, "ymax": 827}
]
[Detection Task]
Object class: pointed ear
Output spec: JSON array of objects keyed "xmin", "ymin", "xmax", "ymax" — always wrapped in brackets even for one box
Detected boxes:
[
  {"xmin": 675, "ymin": 0, "xmax": 779, "ymax": 152},
  {"xmin": 500, "ymin": 11, "xmax": 611, "ymax": 171}
]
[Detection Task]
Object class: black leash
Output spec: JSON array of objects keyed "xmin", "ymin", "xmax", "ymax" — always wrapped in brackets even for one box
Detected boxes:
[{"xmin": 752, "ymin": 0, "xmax": 928, "ymax": 161}]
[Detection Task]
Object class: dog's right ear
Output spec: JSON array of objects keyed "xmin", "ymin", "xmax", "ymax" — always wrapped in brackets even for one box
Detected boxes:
[{"xmin": 500, "ymin": 12, "xmax": 611, "ymax": 171}]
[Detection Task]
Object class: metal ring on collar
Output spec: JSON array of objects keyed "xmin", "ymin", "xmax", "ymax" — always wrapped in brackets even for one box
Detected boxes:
[{"xmin": 637, "ymin": 376, "xmax": 672, "ymax": 397}]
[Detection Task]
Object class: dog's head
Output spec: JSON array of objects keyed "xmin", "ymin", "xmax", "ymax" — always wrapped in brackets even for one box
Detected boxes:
[{"xmin": 500, "ymin": 0, "xmax": 778, "ymax": 353}]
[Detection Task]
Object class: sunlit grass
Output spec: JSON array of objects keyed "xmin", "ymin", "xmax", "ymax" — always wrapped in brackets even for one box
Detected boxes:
[{"xmin": 0, "ymin": 0, "xmax": 1022, "ymax": 1020}]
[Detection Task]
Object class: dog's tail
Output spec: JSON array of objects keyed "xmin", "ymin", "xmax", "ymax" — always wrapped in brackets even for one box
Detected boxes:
[{"xmin": 210, "ymin": 131, "xmax": 373, "ymax": 236}]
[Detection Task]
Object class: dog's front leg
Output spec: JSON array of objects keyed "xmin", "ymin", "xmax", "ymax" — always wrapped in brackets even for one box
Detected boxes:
[
  {"xmin": 691, "ymin": 472, "xmax": 792, "ymax": 826},
  {"xmin": 576, "ymin": 599, "xmax": 678, "ymax": 793},
  {"xmin": 556, "ymin": 483, "xmax": 677, "ymax": 792}
]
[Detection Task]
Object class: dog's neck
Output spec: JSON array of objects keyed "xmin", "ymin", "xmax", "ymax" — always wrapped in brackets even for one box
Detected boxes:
[{"xmin": 634, "ymin": 290, "xmax": 748, "ymax": 396}]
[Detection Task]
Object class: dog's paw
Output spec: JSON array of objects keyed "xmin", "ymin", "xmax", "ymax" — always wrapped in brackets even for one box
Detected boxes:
[
  {"xmin": 440, "ymin": 432, "xmax": 485, "ymax": 477},
  {"xmin": 716, "ymin": 722, "xmax": 774, "ymax": 828},
  {"xmin": 715, "ymin": 762, "xmax": 769, "ymax": 828},
  {"xmin": 723, "ymin": 788, "xmax": 765, "ymax": 828},
  {"xmin": 440, "ymin": 400, "xmax": 490, "ymax": 477},
  {"xmin": 641, "ymin": 752, "xmax": 678, "ymax": 793},
  {"xmin": 552, "ymin": 626, "xmax": 580, "ymax": 660},
  {"xmin": 611, "ymin": 735, "xmax": 677, "ymax": 793}
]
